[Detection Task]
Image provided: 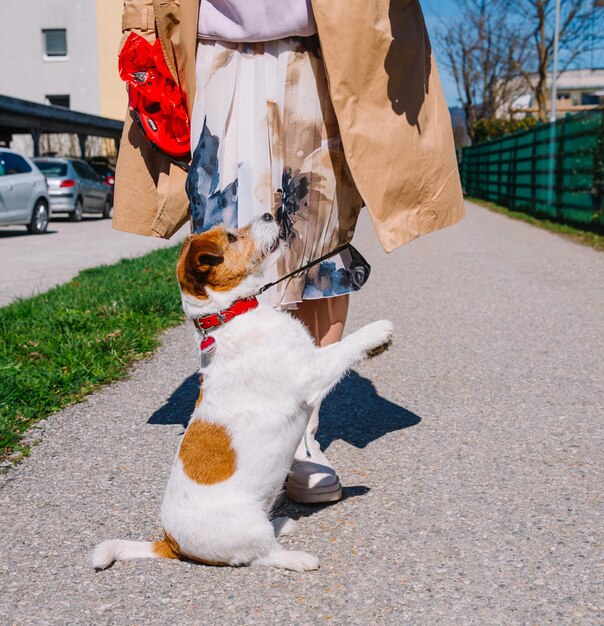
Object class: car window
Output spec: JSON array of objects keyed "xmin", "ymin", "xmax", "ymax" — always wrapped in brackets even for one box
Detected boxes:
[
  {"xmin": 71, "ymin": 161, "xmax": 86, "ymax": 178},
  {"xmin": 73, "ymin": 161, "xmax": 98, "ymax": 181},
  {"xmin": 35, "ymin": 161, "xmax": 68, "ymax": 177},
  {"xmin": 81, "ymin": 162, "xmax": 102, "ymax": 181},
  {"xmin": 0, "ymin": 152, "xmax": 32, "ymax": 176},
  {"xmin": 90, "ymin": 164, "xmax": 111, "ymax": 176}
]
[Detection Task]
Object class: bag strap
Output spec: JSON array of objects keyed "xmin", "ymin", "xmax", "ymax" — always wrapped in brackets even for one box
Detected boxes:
[{"xmin": 122, "ymin": 7, "xmax": 155, "ymax": 32}]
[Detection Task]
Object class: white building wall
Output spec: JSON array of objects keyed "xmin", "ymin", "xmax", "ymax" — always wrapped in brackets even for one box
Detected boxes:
[{"xmin": 0, "ymin": 0, "xmax": 101, "ymax": 115}]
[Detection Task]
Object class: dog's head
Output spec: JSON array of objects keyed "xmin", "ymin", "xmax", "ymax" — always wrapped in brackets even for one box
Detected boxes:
[{"xmin": 177, "ymin": 213, "xmax": 281, "ymax": 315}]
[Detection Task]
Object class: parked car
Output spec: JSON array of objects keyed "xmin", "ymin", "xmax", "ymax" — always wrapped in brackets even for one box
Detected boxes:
[
  {"xmin": 87, "ymin": 159, "xmax": 115, "ymax": 209},
  {"xmin": 0, "ymin": 149, "xmax": 51, "ymax": 234},
  {"xmin": 34, "ymin": 157, "xmax": 113, "ymax": 221},
  {"xmin": 87, "ymin": 157, "xmax": 115, "ymax": 187}
]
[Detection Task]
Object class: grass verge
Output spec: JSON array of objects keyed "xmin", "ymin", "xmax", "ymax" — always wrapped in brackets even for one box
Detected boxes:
[
  {"xmin": 467, "ymin": 197, "xmax": 604, "ymax": 252},
  {"xmin": 0, "ymin": 246, "xmax": 184, "ymax": 460}
]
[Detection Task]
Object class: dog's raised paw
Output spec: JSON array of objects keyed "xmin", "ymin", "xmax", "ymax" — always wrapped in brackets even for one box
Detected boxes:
[
  {"xmin": 365, "ymin": 337, "xmax": 393, "ymax": 359},
  {"xmin": 352, "ymin": 319, "xmax": 393, "ymax": 357}
]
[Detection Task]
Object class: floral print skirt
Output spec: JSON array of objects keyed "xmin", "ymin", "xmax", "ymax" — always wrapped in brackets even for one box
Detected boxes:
[{"xmin": 187, "ymin": 36, "xmax": 367, "ymax": 309}]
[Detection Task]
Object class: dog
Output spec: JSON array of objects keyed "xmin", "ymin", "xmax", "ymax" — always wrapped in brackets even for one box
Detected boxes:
[{"xmin": 92, "ymin": 213, "xmax": 392, "ymax": 572}]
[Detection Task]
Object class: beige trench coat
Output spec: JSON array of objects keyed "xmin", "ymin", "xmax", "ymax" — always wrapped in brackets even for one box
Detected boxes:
[{"xmin": 114, "ymin": 0, "xmax": 464, "ymax": 252}]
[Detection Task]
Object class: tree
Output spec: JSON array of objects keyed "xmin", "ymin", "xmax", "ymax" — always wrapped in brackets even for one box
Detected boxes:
[
  {"xmin": 433, "ymin": 0, "xmax": 604, "ymax": 130},
  {"xmin": 515, "ymin": 0, "xmax": 603, "ymax": 121},
  {"xmin": 434, "ymin": 0, "xmax": 531, "ymax": 142}
]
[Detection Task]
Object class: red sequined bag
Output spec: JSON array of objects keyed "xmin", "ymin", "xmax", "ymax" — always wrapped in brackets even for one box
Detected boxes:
[{"xmin": 118, "ymin": 32, "xmax": 190, "ymax": 160}]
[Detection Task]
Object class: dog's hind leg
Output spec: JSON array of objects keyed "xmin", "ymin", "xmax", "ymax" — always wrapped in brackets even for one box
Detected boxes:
[
  {"xmin": 304, "ymin": 320, "xmax": 393, "ymax": 405},
  {"xmin": 231, "ymin": 514, "xmax": 317, "ymax": 571}
]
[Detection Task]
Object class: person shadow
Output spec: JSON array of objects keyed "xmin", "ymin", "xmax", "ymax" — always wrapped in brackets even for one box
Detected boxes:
[{"xmin": 147, "ymin": 370, "xmax": 421, "ymax": 517}]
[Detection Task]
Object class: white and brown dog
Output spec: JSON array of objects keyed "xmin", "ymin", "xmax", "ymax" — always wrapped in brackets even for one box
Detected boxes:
[{"xmin": 92, "ymin": 213, "xmax": 392, "ymax": 572}]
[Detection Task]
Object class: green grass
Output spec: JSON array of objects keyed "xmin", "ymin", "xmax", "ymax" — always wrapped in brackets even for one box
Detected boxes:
[
  {"xmin": 0, "ymin": 246, "xmax": 184, "ymax": 459},
  {"xmin": 467, "ymin": 197, "xmax": 604, "ymax": 252}
]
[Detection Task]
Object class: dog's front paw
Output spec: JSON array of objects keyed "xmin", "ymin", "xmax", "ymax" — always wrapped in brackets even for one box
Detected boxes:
[
  {"xmin": 365, "ymin": 337, "xmax": 393, "ymax": 359},
  {"xmin": 351, "ymin": 320, "xmax": 393, "ymax": 358}
]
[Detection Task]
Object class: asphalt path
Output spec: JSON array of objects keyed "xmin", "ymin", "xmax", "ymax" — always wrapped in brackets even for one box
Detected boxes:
[
  {"xmin": 0, "ymin": 202, "xmax": 602, "ymax": 624},
  {"xmin": 0, "ymin": 215, "xmax": 188, "ymax": 307}
]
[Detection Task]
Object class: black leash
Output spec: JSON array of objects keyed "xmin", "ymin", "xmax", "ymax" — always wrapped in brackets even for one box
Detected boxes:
[{"xmin": 257, "ymin": 243, "xmax": 351, "ymax": 294}]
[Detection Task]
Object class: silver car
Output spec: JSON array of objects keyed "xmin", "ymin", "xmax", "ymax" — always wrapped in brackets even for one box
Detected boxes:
[
  {"xmin": 0, "ymin": 149, "xmax": 51, "ymax": 234},
  {"xmin": 34, "ymin": 157, "xmax": 113, "ymax": 221}
]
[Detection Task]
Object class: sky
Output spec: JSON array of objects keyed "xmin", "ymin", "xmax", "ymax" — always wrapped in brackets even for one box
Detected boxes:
[
  {"xmin": 422, "ymin": 0, "xmax": 461, "ymax": 105},
  {"xmin": 422, "ymin": 0, "xmax": 604, "ymax": 107}
]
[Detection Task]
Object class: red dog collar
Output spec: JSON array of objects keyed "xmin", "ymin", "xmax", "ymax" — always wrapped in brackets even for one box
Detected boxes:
[{"xmin": 193, "ymin": 297, "xmax": 259, "ymax": 332}]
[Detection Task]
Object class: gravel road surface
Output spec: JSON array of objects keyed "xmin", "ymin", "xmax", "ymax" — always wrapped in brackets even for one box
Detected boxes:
[
  {"xmin": 0, "ymin": 216, "xmax": 187, "ymax": 306},
  {"xmin": 1, "ymin": 202, "xmax": 602, "ymax": 625}
]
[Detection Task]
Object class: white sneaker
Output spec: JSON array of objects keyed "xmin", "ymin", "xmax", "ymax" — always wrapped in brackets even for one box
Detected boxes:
[{"xmin": 286, "ymin": 403, "xmax": 342, "ymax": 504}]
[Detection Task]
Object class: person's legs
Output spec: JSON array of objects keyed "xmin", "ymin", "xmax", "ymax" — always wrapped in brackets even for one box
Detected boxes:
[
  {"xmin": 291, "ymin": 295, "xmax": 349, "ymax": 348},
  {"xmin": 287, "ymin": 295, "xmax": 349, "ymax": 503}
]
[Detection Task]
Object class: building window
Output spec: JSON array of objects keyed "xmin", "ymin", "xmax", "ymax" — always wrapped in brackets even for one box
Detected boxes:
[
  {"xmin": 43, "ymin": 29, "xmax": 67, "ymax": 57},
  {"xmin": 581, "ymin": 93, "xmax": 599, "ymax": 106},
  {"xmin": 46, "ymin": 95, "xmax": 70, "ymax": 109}
]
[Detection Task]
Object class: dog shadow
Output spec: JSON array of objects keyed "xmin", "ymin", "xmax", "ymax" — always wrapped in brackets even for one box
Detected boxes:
[
  {"xmin": 148, "ymin": 371, "xmax": 421, "ymax": 517},
  {"xmin": 148, "ymin": 373, "xmax": 199, "ymax": 427},
  {"xmin": 148, "ymin": 371, "xmax": 422, "ymax": 449},
  {"xmin": 280, "ymin": 372, "xmax": 421, "ymax": 519},
  {"xmin": 317, "ymin": 371, "xmax": 421, "ymax": 450}
]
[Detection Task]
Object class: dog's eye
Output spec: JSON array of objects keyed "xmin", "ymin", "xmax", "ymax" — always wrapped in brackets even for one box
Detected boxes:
[{"xmin": 227, "ymin": 233, "xmax": 238, "ymax": 244}]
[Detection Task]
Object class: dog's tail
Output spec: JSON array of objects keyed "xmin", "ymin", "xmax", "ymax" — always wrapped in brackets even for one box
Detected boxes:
[{"xmin": 92, "ymin": 535, "xmax": 179, "ymax": 570}]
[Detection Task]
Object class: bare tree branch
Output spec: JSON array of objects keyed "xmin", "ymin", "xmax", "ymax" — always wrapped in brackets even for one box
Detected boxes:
[
  {"xmin": 432, "ymin": 0, "xmax": 530, "ymax": 140},
  {"xmin": 433, "ymin": 0, "xmax": 604, "ymax": 129}
]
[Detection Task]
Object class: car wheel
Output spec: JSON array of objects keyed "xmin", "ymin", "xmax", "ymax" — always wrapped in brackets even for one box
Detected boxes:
[
  {"xmin": 69, "ymin": 198, "xmax": 83, "ymax": 222},
  {"xmin": 102, "ymin": 197, "xmax": 112, "ymax": 219},
  {"xmin": 27, "ymin": 200, "xmax": 49, "ymax": 234}
]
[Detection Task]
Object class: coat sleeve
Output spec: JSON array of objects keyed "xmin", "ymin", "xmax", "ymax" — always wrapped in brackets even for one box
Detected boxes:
[{"xmin": 312, "ymin": 0, "xmax": 465, "ymax": 252}]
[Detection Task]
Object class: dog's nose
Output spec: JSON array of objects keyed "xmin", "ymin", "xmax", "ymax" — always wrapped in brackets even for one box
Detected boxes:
[{"xmin": 262, "ymin": 213, "xmax": 274, "ymax": 222}]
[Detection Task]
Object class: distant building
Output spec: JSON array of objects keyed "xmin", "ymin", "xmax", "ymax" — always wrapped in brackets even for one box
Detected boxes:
[
  {"xmin": 0, "ymin": 0, "xmax": 125, "ymax": 156},
  {"xmin": 551, "ymin": 68, "xmax": 604, "ymax": 107},
  {"xmin": 508, "ymin": 68, "xmax": 604, "ymax": 117},
  {"xmin": 0, "ymin": 0, "xmax": 124, "ymax": 119}
]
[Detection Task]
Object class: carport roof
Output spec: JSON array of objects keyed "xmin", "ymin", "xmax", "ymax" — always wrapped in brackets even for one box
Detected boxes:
[{"xmin": 0, "ymin": 95, "xmax": 123, "ymax": 139}]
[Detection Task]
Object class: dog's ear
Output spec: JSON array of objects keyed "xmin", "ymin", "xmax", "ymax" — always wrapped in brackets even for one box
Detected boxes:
[{"xmin": 191, "ymin": 238, "xmax": 224, "ymax": 271}]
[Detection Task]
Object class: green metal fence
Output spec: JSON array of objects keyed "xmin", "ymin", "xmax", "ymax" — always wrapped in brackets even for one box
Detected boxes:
[{"xmin": 460, "ymin": 109, "xmax": 604, "ymax": 228}]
